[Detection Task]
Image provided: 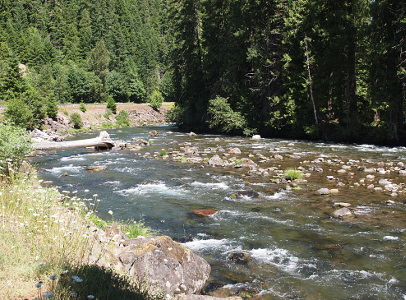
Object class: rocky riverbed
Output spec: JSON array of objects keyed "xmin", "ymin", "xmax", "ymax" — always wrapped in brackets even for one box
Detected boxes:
[
  {"xmin": 121, "ymin": 131, "xmax": 406, "ymax": 229},
  {"xmin": 32, "ymin": 127, "xmax": 406, "ymax": 299}
]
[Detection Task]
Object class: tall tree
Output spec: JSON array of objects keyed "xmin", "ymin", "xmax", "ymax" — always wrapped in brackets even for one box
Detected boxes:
[
  {"xmin": 369, "ymin": 0, "xmax": 405, "ymax": 143},
  {"xmin": 88, "ymin": 40, "xmax": 110, "ymax": 85},
  {"xmin": 169, "ymin": 0, "xmax": 207, "ymax": 128}
]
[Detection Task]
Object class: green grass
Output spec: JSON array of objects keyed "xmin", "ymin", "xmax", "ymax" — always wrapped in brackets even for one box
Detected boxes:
[
  {"xmin": 0, "ymin": 171, "xmax": 159, "ymax": 300},
  {"xmin": 284, "ymin": 168, "xmax": 303, "ymax": 181},
  {"xmin": 122, "ymin": 219, "xmax": 155, "ymax": 238}
]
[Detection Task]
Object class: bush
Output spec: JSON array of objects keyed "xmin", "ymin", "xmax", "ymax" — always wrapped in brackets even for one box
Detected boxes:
[
  {"xmin": 115, "ymin": 110, "xmax": 130, "ymax": 127},
  {"xmin": 284, "ymin": 168, "xmax": 303, "ymax": 181},
  {"xmin": 4, "ymin": 87, "xmax": 46, "ymax": 130},
  {"xmin": 0, "ymin": 124, "xmax": 33, "ymax": 180},
  {"xmin": 70, "ymin": 112, "xmax": 83, "ymax": 129},
  {"xmin": 128, "ymin": 78, "xmax": 147, "ymax": 102},
  {"xmin": 149, "ymin": 90, "xmax": 164, "ymax": 111},
  {"xmin": 46, "ymin": 97, "xmax": 59, "ymax": 119},
  {"xmin": 207, "ymin": 96, "xmax": 246, "ymax": 134},
  {"xmin": 106, "ymin": 97, "xmax": 117, "ymax": 114},
  {"xmin": 79, "ymin": 101, "xmax": 87, "ymax": 112}
]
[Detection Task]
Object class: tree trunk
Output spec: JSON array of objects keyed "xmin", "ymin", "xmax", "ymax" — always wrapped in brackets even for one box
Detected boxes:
[{"xmin": 33, "ymin": 131, "xmax": 115, "ymax": 151}]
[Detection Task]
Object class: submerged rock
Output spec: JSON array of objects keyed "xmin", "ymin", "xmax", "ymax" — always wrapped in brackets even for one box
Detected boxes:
[
  {"xmin": 228, "ymin": 252, "xmax": 251, "ymax": 263},
  {"xmin": 334, "ymin": 202, "xmax": 352, "ymax": 208},
  {"xmin": 86, "ymin": 165, "xmax": 107, "ymax": 171},
  {"xmin": 331, "ymin": 207, "xmax": 354, "ymax": 218},
  {"xmin": 316, "ymin": 188, "xmax": 331, "ymax": 195},
  {"xmin": 232, "ymin": 190, "xmax": 261, "ymax": 199},
  {"xmin": 233, "ymin": 158, "xmax": 258, "ymax": 169},
  {"xmin": 192, "ymin": 208, "xmax": 217, "ymax": 217},
  {"xmin": 229, "ymin": 148, "xmax": 242, "ymax": 154}
]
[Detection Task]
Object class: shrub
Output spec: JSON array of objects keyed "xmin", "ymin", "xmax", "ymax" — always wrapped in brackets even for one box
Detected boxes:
[
  {"xmin": 4, "ymin": 97, "xmax": 34, "ymax": 129},
  {"xmin": 46, "ymin": 97, "xmax": 59, "ymax": 119},
  {"xmin": 207, "ymin": 96, "xmax": 246, "ymax": 134},
  {"xmin": 106, "ymin": 97, "xmax": 117, "ymax": 114},
  {"xmin": 70, "ymin": 112, "xmax": 83, "ymax": 129},
  {"xmin": 149, "ymin": 90, "xmax": 164, "ymax": 111},
  {"xmin": 128, "ymin": 78, "xmax": 147, "ymax": 102},
  {"xmin": 284, "ymin": 168, "xmax": 303, "ymax": 181},
  {"xmin": 115, "ymin": 110, "xmax": 130, "ymax": 127},
  {"xmin": 79, "ymin": 101, "xmax": 87, "ymax": 112},
  {"xmin": 0, "ymin": 124, "xmax": 33, "ymax": 180}
]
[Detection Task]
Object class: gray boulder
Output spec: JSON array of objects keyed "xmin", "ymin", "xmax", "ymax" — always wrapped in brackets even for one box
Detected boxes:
[
  {"xmin": 208, "ymin": 155, "xmax": 225, "ymax": 167},
  {"xmin": 118, "ymin": 236, "xmax": 211, "ymax": 297},
  {"xmin": 331, "ymin": 207, "xmax": 354, "ymax": 218}
]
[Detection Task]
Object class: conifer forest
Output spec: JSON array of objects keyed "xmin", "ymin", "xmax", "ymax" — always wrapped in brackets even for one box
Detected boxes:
[{"xmin": 0, "ymin": 0, "xmax": 404, "ymax": 144}]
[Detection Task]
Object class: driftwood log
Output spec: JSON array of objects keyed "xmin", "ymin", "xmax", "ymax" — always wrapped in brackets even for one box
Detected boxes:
[{"xmin": 33, "ymin": 131, "xmax": 115, "ymax": 151}]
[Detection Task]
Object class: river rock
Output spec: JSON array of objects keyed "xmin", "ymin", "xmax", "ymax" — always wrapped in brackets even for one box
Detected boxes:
[
  {"xmin": 229, "ymin": 148, "xmax": 242, "ymax": 154},
  {"xmin": 118, "ymin": 236, "xmax": 211, "ymax": 297},
  {"xmin": 334, "ymin": 202, "xmax": 351, "ymax": 207},
  {"xmin": 398, "ymin": 170, "xmax": 406, "ymax": 176},
  {"xmin": 233, "ymin": 190, "xmax": 261, "ymax": 199},
  {"xmin": 192, "ymin": 209, "xmax": 217, "ymax": 217},
  {"xmin": 175, "ymin": 295, "xmax": 242, "ymax": 300},
  {"xmin": 233, "ymin": 158, "xmax": 258, "ymax": 169},
  {"xmin": 208, "ymin": 155, "xmax": 225, "ymax": 167},
  {"xmin": 251, "ymin": 135, "xmax": 261, "ymax": 140},
  {"xmin": 272, "ymin": 154, "xmax": 284, "ymax": 160},
  {"xmin": 149, "ymin": 130, "xmax": 159, "ymax": 136},
  {"xmin": 228, "ymin": 252, "xmax": 251, "ymax": 263},
  {"xmin": 316, "ymin": 188, "xmax": 331, "ymax": 195},
  {"xmin": 331, "ymin": 207, "xmax": 354, "ymax": 218},
  {"xmin": 86, "ymin": 165, "xmax": 108, "ymax": 171}
]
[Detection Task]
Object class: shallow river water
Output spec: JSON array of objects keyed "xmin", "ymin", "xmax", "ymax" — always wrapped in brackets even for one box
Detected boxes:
[{"xmin": 33, "ymin": 126, "xmax": 406, "ymax": 300}]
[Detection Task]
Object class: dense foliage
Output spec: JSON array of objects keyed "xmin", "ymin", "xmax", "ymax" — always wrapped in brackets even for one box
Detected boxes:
[
  {"xmin": 0, "ymin": 0, "xmax": 404, "ymax": 144},
  {"xmin": 169, "ymin": 0, "xmax": 405, "ymax": 144},
  {"xmin": 0, "ymin": 124, "xmax": 32, "ymax": 180},
  {"xmin": 0, "ymin": 0, "xmax": 171, "ymax": 108}
]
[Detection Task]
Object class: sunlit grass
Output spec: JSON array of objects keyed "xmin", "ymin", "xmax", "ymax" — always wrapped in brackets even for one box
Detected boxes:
[
  {"xmin": 284, "ymin": 168, "xmax": 304, "ymax": 181},
  {"xmin": 0, "ymin": 172, "xmax": 159, "ymax": 300}
]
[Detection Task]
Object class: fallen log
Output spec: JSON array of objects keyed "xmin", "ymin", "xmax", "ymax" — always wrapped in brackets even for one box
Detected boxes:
[{"xmin": 33, "ymin": 131, "xmax": 115, "ymax": 151}]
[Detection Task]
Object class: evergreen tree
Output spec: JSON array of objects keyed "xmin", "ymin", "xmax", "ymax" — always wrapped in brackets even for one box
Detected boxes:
[
  {"xmin": 368, "ymin": 0, "xmax": 405, "ymax": 143},
  {"xmin": 88, "ymin": 40, "xmax": 110, "ymax": 85}
]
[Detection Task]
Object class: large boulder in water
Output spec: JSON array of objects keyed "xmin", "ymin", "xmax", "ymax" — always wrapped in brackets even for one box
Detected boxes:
[{"xmin": 118, "ymin": 236, "xmax": 211, "ymax": 297}]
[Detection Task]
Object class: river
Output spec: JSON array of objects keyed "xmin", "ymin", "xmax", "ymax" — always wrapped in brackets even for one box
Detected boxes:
[{"xmin": 32, "ymin": 126, "xmax": 406, "ymax": 300}]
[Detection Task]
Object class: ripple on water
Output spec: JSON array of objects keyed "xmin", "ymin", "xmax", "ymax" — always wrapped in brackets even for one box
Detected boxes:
[
  {"xmin": 117, "ymin": 182, "xmax": 189, "ymax": 197},
  {"xmin": 60, "ymin": 155, "xmax": 87, "ymax": 162},
  {"xmin": 182, "ymin": 238, "xmax": 238, "ymax": 254},
  {"xmin": 190, "ymin": 181, "xmax": 230, "ymax": 190},
  {"xmin": 47, "ymin": 165, "xmax": 82, "ymax": 174},
  {"xmin": 250, "ymin": 248, "xmax": 300, "ymax": 273}
]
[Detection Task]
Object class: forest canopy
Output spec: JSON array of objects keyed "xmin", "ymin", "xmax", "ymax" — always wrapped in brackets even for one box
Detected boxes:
[{"xmin": 0, "ymin": 0, "xmax": 405, "ymax": 144}]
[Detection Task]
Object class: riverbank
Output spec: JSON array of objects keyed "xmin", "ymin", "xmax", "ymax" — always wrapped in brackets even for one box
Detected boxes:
[
  {"xmin": 0, "ymin": 173, "xmax": 159, "ymax": 299},
  {"xmin": 43, "ymin": 103, "xmax": 173, "ymax": 134}
]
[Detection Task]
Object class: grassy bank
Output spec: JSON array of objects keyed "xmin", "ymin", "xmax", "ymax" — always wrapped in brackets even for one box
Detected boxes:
[{"xmin": 0, "ymin": 172, "xmax": 159, "ymax": 300}]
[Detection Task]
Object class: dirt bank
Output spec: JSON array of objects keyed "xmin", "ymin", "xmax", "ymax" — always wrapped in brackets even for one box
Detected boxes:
[{"xmin": 45, "ymin": 102, "xmax": 173, "ymax": 132}]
